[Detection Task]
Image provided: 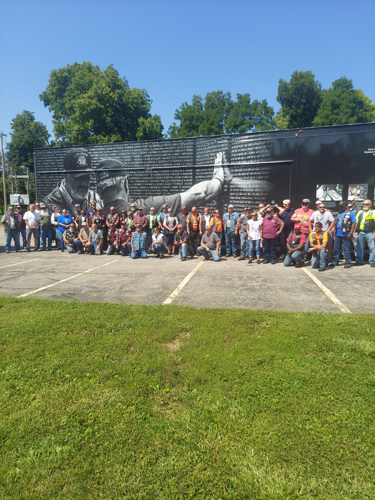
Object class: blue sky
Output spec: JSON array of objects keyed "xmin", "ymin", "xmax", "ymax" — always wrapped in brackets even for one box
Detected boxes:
[{"xmin": 1, "ymin": 0, "xmax": 374, "ymax": 144}]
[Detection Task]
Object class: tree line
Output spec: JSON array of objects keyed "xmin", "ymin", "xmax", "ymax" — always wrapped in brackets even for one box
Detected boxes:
[{"xmin": 6, "ymin": 63, "xmax": 375, "ymax": 175}]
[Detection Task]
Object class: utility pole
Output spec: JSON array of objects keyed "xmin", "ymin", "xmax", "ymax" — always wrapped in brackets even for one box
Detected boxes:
[{"xmin": 1, "ymin": 132, "xmax": 6, "ymax": 214}]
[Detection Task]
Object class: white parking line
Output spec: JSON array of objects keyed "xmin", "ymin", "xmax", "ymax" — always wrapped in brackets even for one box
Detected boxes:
[
  {"xmin": 302, "ymin": 268, "xmax": 352, "ymax": 314},
  {"xmin": 163, "ymin": 260, "xmax": 205, "ymax": 305},
  {"xmin": 0, "ymin": 258, "xmax": 40, "ymax": 270},
  {"xmin": 17, "ymin": 260, "xmax": 118, "ymax": 298}
]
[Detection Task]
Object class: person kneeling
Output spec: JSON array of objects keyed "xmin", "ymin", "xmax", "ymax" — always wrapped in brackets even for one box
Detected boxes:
[
  {"xmin": 283, "ymin": 224, "xmax": 306, "ymax": 267},
  {"xmin": 198, "ymin": 225, "xmax": 221, "ymax": 262},
  {"xmin": 87, "ymin": 223, "xmax": 104, "ymax": 255},
  {"xmin": 116, "ymin": 222, "xmax": 131, "ymax": 256},
  {"xmin": 63, "ymin": 223, "xmax": 80, "ymax": 254},
  {"xmin": 131, "ymin": 224, "xmax": 148, "ymax": 259},
  {"xmin": 308, "ymin": 222, "xmax": 328, "ymax": 271},
  {"xmin": 151, "ymin": 227, "xmax": 165, "ymax": 258},
  {"xmin": 174, "ymin": 224, "xmax": 189, "ymax": 261}
]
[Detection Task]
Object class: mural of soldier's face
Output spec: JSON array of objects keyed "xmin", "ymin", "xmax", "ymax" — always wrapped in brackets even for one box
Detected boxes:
[{"xmin": 67, "ymin": 172, "xmax": 91, "ymax": 200}]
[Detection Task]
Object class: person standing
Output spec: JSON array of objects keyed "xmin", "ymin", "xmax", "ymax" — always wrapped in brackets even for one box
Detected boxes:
[
  {"xmin": 276, "ymin": 200, "xmax": 295, "ymax": 260},
  {"xmin": 177, "ymin": 205, "xmax": 189, "ymax": 231},
  {"xmin": 308, "ymin": 222, "xmax": 327, "ymax": 271},
  {"xmin": 56, "ymin": 209, "xmax": 73, "ymax": 251},
  {"xmin": 355, "ymin": 199, "xmax": 375, "ymax": 267},
  {"xmin": 15, "ymin": 205, "xmax": 27, "ymax": 248},
  {"xmin": 236, "ymin": 207, "xmax": 251, "ymax": 261},
  {"xmin": 200, "ymin": 207, "xmax": 211, "ymax": 236},
  {"xmin": 198, "ymin": 225, "xmax": 221, "ymax": 262},
  {"xmin": 158, "ymin": 204, "xmax": 169, "ymax": 232},
  {"xmin": 2, "ymin": 206, "xmax": 21, "ymax": 253},
  {"xmin": 163, "ymin": 209, "xmax": 178, "ymax": 255},
  {"xmin": 125, "ymin": 211, "xmax": 135, "ymax": 232},
  {"xmin": 186, "ymin": 207, "xmax": 201, "ymax": 257},
  {"xmin": 283, "ymin": 224, "xmax": 306, "ymax": 267},
  {"xmin": 247, "ymin": 210, "xmax": 262, "ymax": 264},
  {"xmin": 85, "ymin": 201, "xmax": 97, "ymax": 227},
  {"xmin": 24, "ymin": 204, "xmax": 41, "ymax": 252},
  {"xmin": 146, "ymin": 207, "xmax": 159, "ymax": 252},
  {"xmin": 39, "ymin": 203, "xmax": 53, "ymax": 251},
  {"xmin": 291, "ymin": 199, "xmax": 314, "ymax": 258},
  {"xmin": 209, "ymin": 209, "xmax": 224, "ymax": 255},
  {"xmin": 51, "ymin": 206, "xmax": 61, "ymax": 248},
  {"xmin": 131, "ymin": 224, "xmax": 148, "ymax": 259},
  {"xmin": 333, "ymin": 201, "xmax": 356, "ymax": 269},
  {"xmin": 174, "ymin": 224, "xmax": 189, "ymax": 261},
  {"xmin": 133, "ymin": 207, "xmax": 148, "ymax": 232},
  {"xmin": 261, "ymin": 207, "xmax": 284, "ymax": 264},
  {"xmin": 223, "ymin": 204, "xmax": 239, "ymax": 257}
]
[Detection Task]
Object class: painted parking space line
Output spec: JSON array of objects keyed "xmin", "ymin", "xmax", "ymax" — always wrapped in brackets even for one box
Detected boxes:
[
  {"xmin": 17, "ymin": 260, "xmax": 118, "ymax": 298},
  {"xmin": 163, "ymin": 260, "xmax": 205, "ymax": 305},
  {"xmin": 302, "ymin": 268, "xmax": 352, "ymax": 314},
  {"xmin": 0, "ymin": 258, "xmax": 40, "ymax": 270}
]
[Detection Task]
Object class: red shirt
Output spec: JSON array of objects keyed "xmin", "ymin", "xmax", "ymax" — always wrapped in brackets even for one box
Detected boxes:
[
  {"xmin": 261, "ymin": 215, "xmax": 279, "ymax": 239},
  {"xmin": 294, "ymin": 208, "xmax": 314, "ymax": 234},
  {"xmin": 133, "ymin": 215, "xmax": 148, "ymax": 230}
]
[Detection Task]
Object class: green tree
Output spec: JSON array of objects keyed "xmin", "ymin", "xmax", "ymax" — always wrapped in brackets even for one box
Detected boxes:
[
  {"xmin": 276, "ymin": 71, "xmax": 323, "ymax": 129},
  {"xmin": 7, "ymin": 110, "xmax": 50, "ymax": 172},
  {"xmin": 313, "ymin": 77, "xmax": 375, "ymax": 126},
  {"xmin": 136, "ymin": 115, "xmax": 164, "ymax": 141},
  {"xmin": 168, "ymin": 91, "xmax": 275, "ymax": 138},
  {"xmin": 40, "ymin": 62, "xmax": 163, "ymax": 145}
]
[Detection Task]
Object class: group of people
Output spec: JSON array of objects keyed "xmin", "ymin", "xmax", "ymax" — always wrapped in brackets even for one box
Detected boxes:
[{"xmin": 2, "ymin": 198, "xmax": 375, "ymax": 270}]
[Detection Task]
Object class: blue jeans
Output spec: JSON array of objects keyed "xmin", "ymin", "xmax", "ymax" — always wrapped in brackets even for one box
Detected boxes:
[
  {"xmin": 215, "ymin": 232, "xmax": 222, "ymax": 255},
  {"xmin": 153, "ymin": 244, "xmax": 165, "ymax": 256},
  {"xmin": 333, "ymin": 236, "xmax": 352, "ymax": 264},
  {"xmin": 248, "ymin": 239, "xmax": 260, "ymax": 258},
  {"xmin": 240, "ymin": 230, "xmax": 248, "ymax": 258},
  {"xmin": 131, "ymin": 249, "xmax": 147, "ymax": 259},
  {"xmin": 356, "ymin": 231, "xmax": 375, "ymax": 264},
  {"xmin": 120, "ymin": 242, "xmax": 131, "ymax": 256},
  {"xmin": 263, "ymin": 238, "xmax": 277, "ymax": 262},
  {"xmin": 56, "ymin": 229, "xmax": 64, "ymax": 249},
  {"xmin": 88, "ymin": 242, "xmax": 102, "ymax": 255},
  {"xmin": 311, "ymin": 249, "xmax": 327, "ymax": 269},
  {"xmin": 147, "ymin": 229, "xmax": 154, "ymax": 252},
  {"xmin": 41, "ymin": 229, "xmax": 52, "ymax": 249},
  {"xmin": 178, "ymin": 243, "xmax": 189, "ymax": 259},
  {"xmin": 198, "ymin": 245, "xmax": 220, "ymax": 261},
  {"xmin": 225, "ymin": 229, "xmax": 237, "ymax": 255},
  {"xmin": 20, "ymin": 228, "xmax": 27, "ymax": 247},
  {"xmin": 284, "ymin": 250, "xmax": 303, "ymax": 266},
  {"xmin": 304, "ymin": 233, "xmax": 310, "ymax": 256},
  {"xmin": 66, "ymin": 242, "xmax": 79, "ymax": 254},
  {"xmin": 165, "ymin": 233, "xmax": 175, "ymax": 248},
  {"xmin": 5, "ymin": 230, "xmax": 21, "ymax": 251},
  {"xmin": 106, "ymin": 242, "xmax": 118, "ymax": 255}
]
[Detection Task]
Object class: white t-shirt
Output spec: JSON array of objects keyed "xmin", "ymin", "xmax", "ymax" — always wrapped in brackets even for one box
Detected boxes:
[
  {"xmin": 152, "ymin": 233, "xmax": 164, "ymax": 244},
  {"xmin": 24, "ymin": 211, "xmax": 40, "ymax": 227},
  {"xmin": 247, "ymin": 219, "xmax": 262, "ymax": 240}
]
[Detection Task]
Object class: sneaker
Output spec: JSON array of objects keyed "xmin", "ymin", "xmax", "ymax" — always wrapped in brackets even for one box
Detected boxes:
[
  {"xmin": 257, "ymin": 260, "xmax": 261, "ymax": 265},
  {"xmin": 160, "ymin": 254, "xmax": 164, "ymax": 259},
  {"xmin": 356, "ymin": 262, "xmax": 365, "ymax": 266},
  {"xmin": 371, "ymin": 263, "xmax": 375, "ymax": 268},
  {"xmin": 318, "ymin": 267, "xmax": 325, "ymax": 272},
  {"xmin": 182, "ymin": 257, "xmax": 186, "ymax": 261},
  {"xmin": 344, "ymin": 264, "xmax": 351, "ymax": 269},
  {"xmin": 271, "ymin": 260, "xmax": 276, "ymax": 265},
  {"xmin": 263, "ymin": 260, "xmax": 270, "ymax": 264},
  {"xmin": 34, "ymin": 248, "xmax": 38, "ymax": 251},
  {"xmin": 238, "ymin": 257, "xmax": 245, "ymax": 261},
  {"xmin": 6, "ymin": 250, "xmax": 10, "ymax": 253},
  {"xmin": 248, "ymin": 259, "xmax": 252, "ymax": 264},
  {"xmin": 26, "ymin": 247, "xmax": 31, "ymax": 252}
]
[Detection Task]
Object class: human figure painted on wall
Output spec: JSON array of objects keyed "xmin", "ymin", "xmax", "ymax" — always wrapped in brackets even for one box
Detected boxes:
[{"xmin": 43, "ymin": 148, "xmax": 103, "ymax": 216}]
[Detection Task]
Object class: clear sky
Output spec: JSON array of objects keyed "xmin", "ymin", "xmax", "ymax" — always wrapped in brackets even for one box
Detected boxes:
[{"xmin": 1, "ymin": 0, "xmax": 374, "ymax": 144}]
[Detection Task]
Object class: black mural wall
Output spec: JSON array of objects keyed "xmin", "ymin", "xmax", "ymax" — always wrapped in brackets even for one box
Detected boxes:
[{"xmin": 34, "ymin": 123, "xmax": 375, "ymax": 216}]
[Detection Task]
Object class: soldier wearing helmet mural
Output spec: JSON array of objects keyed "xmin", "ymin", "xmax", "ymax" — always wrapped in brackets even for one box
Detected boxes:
[{"xmin": 43, "ymin": 148, "xmax": 103, "ymax": 217}]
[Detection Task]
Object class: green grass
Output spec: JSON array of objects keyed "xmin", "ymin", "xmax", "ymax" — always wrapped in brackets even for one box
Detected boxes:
[{"xmin": 0, "ymin": 297, "xmax": 375, "ymax": 499}]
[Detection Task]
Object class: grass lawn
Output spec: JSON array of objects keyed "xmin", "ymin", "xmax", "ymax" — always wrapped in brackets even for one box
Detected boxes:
[{"xmin": 0, "ymin": 297, "xmax": 374, "ymax": 499}]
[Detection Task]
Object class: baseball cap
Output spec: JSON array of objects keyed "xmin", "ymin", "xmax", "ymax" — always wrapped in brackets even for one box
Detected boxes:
[
  {"xmin": 82, "ymin": 221, "xmax": 87, "ymax": 226},
  {"xmin": 315, "ymin": 221, "xmax": 323, "ymax": 227},
  {"xmin": 69, "ymin": 222, "xmax": 75, "ymax": 227},
  {"xmin": 294, "ymin": 224, "xmax": 301, "ymax": 229},
  {"xmin": 63, "ymin": 148, "xmax": 91, "ymax": 171},
  {"xmin": 75, "ymin": 203, "xmax": 80, "ymax": 208},
  {"xmin": 315, "ymin": 200, "xmax": 322, "ymax": 205},
  {"xmin": 302, "ymin": 199, "xmax": 310, "ymax": 204},
  {"xmin": 228, "ymin": 204, "xmax": 234, "ymax": 208},
  {"xmin": 136, "ymin": 223, "xmax": 142, "ymax": 228}
]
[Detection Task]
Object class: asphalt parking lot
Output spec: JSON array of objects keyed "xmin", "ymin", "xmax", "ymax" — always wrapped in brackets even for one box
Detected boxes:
[{"xmin": 1, "ymin": 234, "xmax": 374, "ymax": 314}]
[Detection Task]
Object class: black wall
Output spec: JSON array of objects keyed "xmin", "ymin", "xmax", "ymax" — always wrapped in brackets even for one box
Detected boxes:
[{"xmin": 35, "ymin": 123, "xmax": 375, "ymax": 212}]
